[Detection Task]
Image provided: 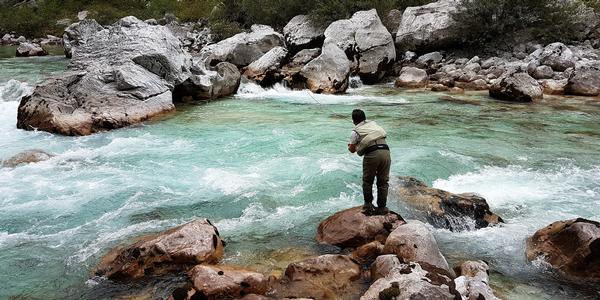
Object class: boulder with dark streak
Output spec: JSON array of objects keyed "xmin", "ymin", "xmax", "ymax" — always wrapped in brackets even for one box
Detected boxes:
[
  {"xmin": 393, "ymin": 177, "xmax": 503, "ymax": 231},
  {"xmin": 316, "ymin": 206, "xmax": 405, "ymax": 248},
  {"xmin": 94, "ymin": 219, "xmax": 224, "ymax": 279},
  {"xmin": 526, "ymin": 218, "xmax": 600, "ymax": 280}
]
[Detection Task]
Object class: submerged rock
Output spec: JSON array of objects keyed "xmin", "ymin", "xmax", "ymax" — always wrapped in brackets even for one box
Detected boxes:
[
  {"xmin": 393, "ymin": 177, "xmax": 503, "ymax": 231},
  {"xmin": 526, "ymin": 218, "xmax": 600, "ymax": 280},
  {"xmin": 283, "ymin": 15, "xmax": 325, "ymax": 52},
  {"xmin": 95, "ymin": 219, "xmax": 224, "ymax": 279},
  {"xmin": 298, "ymin": 42, "xmax": 350, "ymax": 94},
  {"xmin": 489, "ymin": 71, "xmax": 543, "ymax": 102},
  {"xmin": 15, "ymin": 42, "xmax": 48, "ymax": 57},
  {"xmin": 316, "ymin": 206, "xmax": 405, "ymax": 248},
  {"xmin": 383, "ymin": 220, "xmax": 454, "ymax": 275},
  {"xmin": 453, "ymin": 260, "xmax": 499, "ymax": 300},
  {"xmin": 187, "ymin": 265, "xmax": 268, "ymax": 299},
  {"xmin": 2, "ymin": 149, "xmax": 54, "ymax": 167},
  {"xmin": 272, "ymin": 254, "xmax": 362, "ymax": 300}
]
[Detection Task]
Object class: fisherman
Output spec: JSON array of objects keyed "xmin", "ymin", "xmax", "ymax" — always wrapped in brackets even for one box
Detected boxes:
[{"xmin": 348, "ymin": 109, "xmax": 391, "ymax": 215}]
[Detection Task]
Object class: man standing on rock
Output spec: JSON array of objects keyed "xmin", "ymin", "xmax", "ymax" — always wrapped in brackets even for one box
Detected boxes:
[{"xmin": 348, "ymin": 109, "xmax": 391, "ymax": 215}]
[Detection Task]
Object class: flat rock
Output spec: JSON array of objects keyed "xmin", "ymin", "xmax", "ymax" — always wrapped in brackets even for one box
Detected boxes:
[
  {"xmin": 187, "ymin": 265, "xmax": 268, "ymax": 299},
  {"xmin": 393, "ymin": 176, "xmax": 503, "ymax": 231},
  {"xmin": 95, "ymin": 219, "xmax": 224, "ymax": 279},
  {"xmin": 316, "ymin": 206, "xmax": 405, "ymax": 248},
  {"xmin": 395, "ymin": 67, "xmax": 428, "ymax": 88}
]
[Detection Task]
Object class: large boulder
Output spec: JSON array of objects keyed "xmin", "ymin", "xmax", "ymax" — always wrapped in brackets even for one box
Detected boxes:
[
  {"xmin": 541, "ymin": 79, "xmax": 567, "ymax": 95},
  {"xmin": 395, "ymin": 67, "xmax": 428, "ymax": 88},
  {"xmin": 383, "ymin": 220, "xmax": 454, "ymax": 275},
  {"xmin": 393, "ymin": 177, "xmax": 503, "ymax": 231},
  {"xmin": 242, "ymin": 46, "xmax": 288, "ymax": 87},
  {"xmin": 272, "ymin": 254, "xmax": 362, "ymax": 299},
  {"xmin": 298, "ymin": 43, "xmax": 351, "ymax": 94},
  {"xmin": 199, "ymin": 24, "xmax": 284, "ymax": 67},
  {"xmin": 187, "ymin": 265, "xmax": 268, "ymax": 299},
  {"xmin": 526, "ymin": 218, "xmax": 600, "ymax": 280},
  {"xmin": 539, "ymin": 42, "xmax": 576, "ymax": 72},
  {"xmin": 173, "ymin": 60, "xmax": 241, "ymax": 102},
  {"xmin": 396, "ymin": 0, "xmax": 461, "ymax": 51},
  {"xmin": 63, "ymin": 19, "xmax": 104, "ymax": 58},
  {"xmin": 283, "ymin": 15, "xmax": 325, "ymax": 52},
  {"xmin": 94, "ymin": 219, "xmax": 224, "ymax": 279},
  {"xmin": 565, "ymin": 63, "xmax": 600, "ymax": 96},
  {"xmin": 2, "ymin": 149, "xmax": 54, "ymax": 167},
  {"xmin": 453, "ymin": 260, "xmax": 499, "ymax": 300},
  {"xmin": 361, "ymin": 261, "xmax": 458, "ymax": 300},
  {"xmin": 489, "ymin": 71, "xmax": 543, "ymax": 102},
  {"xmin": 324, "ymin": 9, "xmax": 396, "ymax": 83},
  {"xmin": 316, "ymin": 206, "xmax": 405, "ymax": 248},
  {"xmin": 18, "ymin": 16, "xmax": 239, "ymax": 136},
  {"xmin": 15, "ymin": 42, "xmax": 48, "ymax": 57}
]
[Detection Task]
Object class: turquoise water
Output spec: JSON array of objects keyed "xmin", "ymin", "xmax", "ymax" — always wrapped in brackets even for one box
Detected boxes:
[{"xmin": 1, "ymin": 56, "xmax": 600, "ymax": 299}]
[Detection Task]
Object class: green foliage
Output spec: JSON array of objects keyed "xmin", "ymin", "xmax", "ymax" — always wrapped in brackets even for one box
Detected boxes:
[
  {"xmin": 453, "ymin": 0, "xmax": 584, "ymax": 45},
  {"xmin": 309, "ymin": 0, "xmax": 432, "ymax": 26},
  {"xmin": 582, "ymin": 0, "xmax": 600, "ymax": 11}
]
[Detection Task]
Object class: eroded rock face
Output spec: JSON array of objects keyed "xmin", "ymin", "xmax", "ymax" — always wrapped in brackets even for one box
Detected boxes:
[
  {"xmin": 199, "ymin": 24, "xmax": 284, "ymax": 67},
  {"xmin": 187, "ymin": 265, "xmax": 268, "ymax": 299},
  {"xmin": 15, "ymin": 42, "xmax": 48, "ymax": 57},
  {"xmin": 393, "ymin": 177, "xmax": 503, "ymax": 231},
  {"xmin": 396, "ymin": 0, "xmax": 461, "ymax": 51},
  {"xmin": 361, "ymin": 261, "xmax": 458, "ymax": 300},
  {"xmin": 565, "ymin": 63, "xmax": 600, "ymax": 96},
  {"xmin": 489, "ymin": 71, "xmax": 543, "ymax": 102},
  {"xmin": 298, "ymin": 43, "xmax": 350, "ymax": 94},
  {"xmin": 2, "ymin": 149, "xmax": 54, "ymax": 167},
  {"xmin": 283, "ymin": 15, "xmax": 325, "ymax": 52},
  {"xmin": 324, "ymin": 9, "xmax": 396, "ymax": 83},
  {"xmin": 63, "ymin": 19, "xmax": 104, "ymax": 58},
  {"xmin": 453, "ymin": 260, "xmax": 499, "ymax": 300},
  {"xmin": 383, "ymin": 220, "xmax": 454, "ymax": 275},
  {"xmin": 95, "ymin": 219, "xmax": 224, "ymax": 279},
  {"xmin": 395, "ymin": 67, "xmax": 428, "ymax": 88},
  {"xmin": 316, "ymin": 206, "xmax": 405, "ymax": 248},
  {"xmin": 526, "ymin": 218, "xmax": 600, "ymax": 280},
  {"xmin": 243, "ymin": 46, "xmax": 288, "ymax": 87},
  {"xmin": 273, "ymin": 254, "xmax": 362, "ymax": 300}
]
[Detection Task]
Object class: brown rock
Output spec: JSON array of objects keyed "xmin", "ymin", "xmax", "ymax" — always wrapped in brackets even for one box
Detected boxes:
[
  {"xmin": 370, "ymin": 254, "xmax": 404, "ymax": 280},
  {"xmin": 95, "ymin": 219, "xmax": 224, "ymax": 279},
  {"xmin": 351, "ymin": 240, "xmax": 384, "ymax": 265},
  {"xmin": 541, "ymin": 79, "xmax": 567, "ymax": 95},
  {"xmin": 430, "ymin": 83, "xmax": 449, "ymax": 92},
  {"xmin": 395, "ymin": 67, "xmax": 428, "ymax": 88},
  {"xmin": 526, "ymin": 218, "xmax": 600, "ymax": 280},
  {"xmin": 2, "ymin": 149, "xmax": 53, "ymax": 167},
  {"xmin": 188, "ymin": 265, "xmax": 268, "ymax": 299},
  {"xmin": 316, "ymin": 206, "xmax": 405, "ymax": 248}
]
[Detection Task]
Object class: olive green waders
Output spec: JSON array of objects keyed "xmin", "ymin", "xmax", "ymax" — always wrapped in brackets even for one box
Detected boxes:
[{"xmin": 362, "ymin": 148, "xmax": 391, "ymax": 208}]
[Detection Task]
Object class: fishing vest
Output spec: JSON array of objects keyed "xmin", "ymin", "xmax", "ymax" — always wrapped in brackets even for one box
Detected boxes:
[{"xmin": 353, "ymin": 121, "xmax": 387, "ymax": 156}]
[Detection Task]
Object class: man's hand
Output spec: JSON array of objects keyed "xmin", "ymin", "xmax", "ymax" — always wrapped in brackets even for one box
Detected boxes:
[{"xmin": 348, "ymin": 144, "xmax": 357, "ymax": 153}]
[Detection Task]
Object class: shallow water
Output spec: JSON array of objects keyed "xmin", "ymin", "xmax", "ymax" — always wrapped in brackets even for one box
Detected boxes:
[{"xmin": 1, "ymin": 56, "xmax": 600, "ymax": 299}]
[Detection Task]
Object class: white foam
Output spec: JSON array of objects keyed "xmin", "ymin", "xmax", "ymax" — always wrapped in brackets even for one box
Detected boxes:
[
  {"xmin": 0, "ymin": 79, "xmax": 32, "ymax": 102},
  {"xmin": 201, "ymin": 168, "xmax": 262, "ymax": 195}
]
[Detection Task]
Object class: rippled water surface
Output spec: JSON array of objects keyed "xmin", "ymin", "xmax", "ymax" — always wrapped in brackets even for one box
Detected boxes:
[{"xmin": 1, "ymin": 55, "xmax": 600, "ymax": 299}]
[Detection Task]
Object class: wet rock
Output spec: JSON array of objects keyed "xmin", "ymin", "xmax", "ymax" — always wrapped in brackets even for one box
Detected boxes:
[
  {"xmin": 395, "ymin": 67, "xmax": 428, "ymax": 88},
  {"xmin": 526, "ymin": 218, "xmax": 600, "ymax": 280},
  {"xmin": 532, "ymin": 65, "xmax": 554, "ymax": 79},
  {"xmin": 2, "ymin": 149, "xmax": 53, "ymax": 167},
  {"xmin": 187, "ymin": 265, "xmax": 268, "ymax": 299},
  {"xmin": 316, "ymin": 206, "xmax": 405, "ymax": 248},
  {"xmin": 565, "ymin": 63, "xmax": 600, "ymax": 96},
  {"xmin": 273, "ymin": 254, "xmax": 362, "ymax": 300},
  {"xmin": 298, "ymin": 43, "xmax": 350, "ymax": 94},
  {"xmin": 95, "ymin": 219, "xmax": 224, "ymax": 279},
  {"xmin": 383, "ymin": 220, "xmax": 453, "ymax": 275},
  {"xmin": 396, "ymin": 0, "xmax": 461, "ymax": 51},
  {"xmin": 489, "ymin": 71, "xmax": 543, "ymax": 102},
  {"xmin": 243, "ymin": 46, "xmax": 288, "ymax": 86},
  {"xmin": 324, "ymin": 9, "xmax": 396, "ymax": 83},
  {"xmin": 351, "ymin": 240, "xmax": 384, "ymax": 265},
  {"xmin": 15, "ymin": 42, "xmax": 47, "ymax": 57},
  {"xmin": 539, "ymin": 42, "xmax": 576, "ymax": 72},
  {"xmin": 199, "ymin": 24, "xmax": 284, "ymax": 67},
  {"xmin": 454, "ymin": 260, "xmax": 499, "ymax": 300},
  {"xmin": 393, "ymin": 176, "xmax": 503, "ymax": 230},
  {"xmin": 541, "ymin": 79, "xmax": 567, "ymax": 95},
  {"xmin": 283, "ymin": 15, "xmax": 325, "ymax": 52},
  {"xmin": 63, "ymin": 19, "xmax": 104, "ymax": 58},
  {"xmin": 361, "ymin": 261, "xmax": 457, "ymax": 300}
]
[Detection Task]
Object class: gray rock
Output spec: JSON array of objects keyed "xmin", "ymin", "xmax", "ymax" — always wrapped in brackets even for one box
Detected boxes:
[
  {"xmin": 145, "ymin": 18, "xmax": 158, "ymax": 25},
  {"xmin": 15, "ymin": 42, "xmax": 47, "ymax": 57},
  {"xmin": 63, "ymin": 19, "xmax": 104, "ymax": 58},
  {"xmin": 324, "ymin": 9, "xmax": 395, "ymax": 83},
  {"xmin": 416, "ymin": 51, "xmax": 443, "ymax": 68},
  {"xmin": 175, "ymin": 59, "xmax": 241, "ymax": 101},
  {"xmin": 77, "ymin": 10, "xmax": 88, "ymax": 21},
  {"xmin": 243, "ymin": 46, "xmax": 288, "ymax": 86},
  {"xmin": 532, "ymin": 65, "xmax": 554, "ymax": 79},
  {"xmin": 396, "ymin": 0, "xmax": 461, "ymax": 51},
  {"xmin": 539, "ymin": 42, "xmax": 576, "ymax": 72},
  {"xmin": 287, "ymin": 48, "xmax": 320, "ymax": 67},
  {"xmin": 383, "ymin": 220, "xmax": 453, "ymax": 274},
  {"xmin": 395, "ymin": 67, "xmax": 428, "ymax": 88},
  {"xmin": 371, "ymin": 255, "xmax": 404, "ymax": 281},
  {"xmin": 565, "ymin": 63, "xmax": 600, "ymax": 96},
  {"xmin": 299, "ymin": 42, "xmax": 350, "ymax": 94},
  {"xmin": 199, "ymin": 24, "xmax": 284, "ymax": 67},
  {"xmin": 489, "ymin": 71, "xmax": 543, "ymax": 102},
  {"xmin": 56, "ymin": 18, "xmax": 72, "ymax": 28},
  {"xmin": 283, "ymin": 15, "xmax": 325, "ymax": 52},
  {"xmin": 16, "ymin": 36, "xmax": 26, "ymax": 43},
  {"xmin": 454, "ymin": 58, "xmax": 468, "ymax": 65},
  {"xmin": 383, "ymin": 9, "xmax": 403, "ymax": 39},
  {"xmin": 454, "ymin": 261, "xmax": 499, "ymax": 300},
  {"xmin": 467, "ymin": 56, "xmax": 480, "ymax": 65},
  {"xmin": 481, "ymin": 57, "xmax": 504, "ymax": 69},
  {"xmin": 403, "ymin": 51, "xmax": 417, "ymax": 62},
  {"xmin": 464, "ymin": 62, "xmax": 481, "ymax": 73}
]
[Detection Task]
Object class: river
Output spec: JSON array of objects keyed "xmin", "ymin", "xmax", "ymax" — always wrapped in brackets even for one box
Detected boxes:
[{"xmin": 1, "ymin": 54, "xmax": 599, "ymax": 299}]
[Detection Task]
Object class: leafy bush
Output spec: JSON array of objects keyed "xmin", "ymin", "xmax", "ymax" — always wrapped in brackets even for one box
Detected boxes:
[{"xmin": 452, "ymin": 0, "xmax": 583, "ymax": 45}]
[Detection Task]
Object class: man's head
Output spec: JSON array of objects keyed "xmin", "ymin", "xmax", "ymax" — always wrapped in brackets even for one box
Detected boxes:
[{"xmin": 352, "ymin": 109, "xmax": 366, "ymax": 125}]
